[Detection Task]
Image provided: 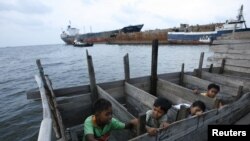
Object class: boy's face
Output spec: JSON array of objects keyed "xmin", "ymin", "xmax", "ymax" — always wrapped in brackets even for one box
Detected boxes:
[
  {"xmin": 190, "ymin": 106, "xmax": 203, "ymax": 116},
  {"xmin": 96, "ymin": 107, "xmax": 112, "ymax": 125},
  {"xmin": 207, "ymin": 88, "xmax": 219, "ymax": 98},
  {"xmin": 152, "ymin": 106, "xmax": 166, "ymax": 120}
]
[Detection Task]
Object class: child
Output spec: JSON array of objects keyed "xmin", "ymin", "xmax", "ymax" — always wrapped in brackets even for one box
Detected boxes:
[
  {"xmin": 187, "ymin": 100, "xmax": 206, "ymax": 116},
  {"xmin": 193, "ymin": 83, "xmax": 220, "ymax": 99},
  {"xmin": 146, "ymin": 97, "xmax": 172, "ymax": 136},
  {"xmin": 83, "ymin": 98, "xmax": 137, "ymax": 141}
]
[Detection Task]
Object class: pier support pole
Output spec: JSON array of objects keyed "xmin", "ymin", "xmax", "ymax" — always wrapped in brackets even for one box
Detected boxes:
[
  {"xmin": 124, "ymin": 53, "xmax": 130, "ymax": 82},
  {"xmin": 179, "ymin": 63, "xmax": 185, "ymax": 86},
  {"xmin": 209, "ymin": 64, "xmax": 213, "ymax": 73},
  {"xmin": 86, "ymin": 50, "xmax": 98, "ymax": 103},
  {"xmin": 197, "ymin": 52, "xmax": 204, "ymax": 78},
  {"xmin": 219, "ymin": 58, "xmax": 226, "ymax": 74},
  {"xmin": 150, "ymin": 39, "xmax": 158, "ymax": 96}
]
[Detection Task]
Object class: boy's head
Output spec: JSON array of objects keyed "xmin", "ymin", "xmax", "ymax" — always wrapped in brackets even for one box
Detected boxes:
[
  {"xmin": 207, "ymin": 83, "xmax": 220, "ymax": 98},
  {"xmin": 190, "ymin": 100, "xmax": 206, "ymax": 116},
  {"xmin": 152, "ymin": 97, "xmax": 172, "ymax": 120},
  {"xmin": 93, "ymin": 98, "xmax": 112, "ymax": 125}
]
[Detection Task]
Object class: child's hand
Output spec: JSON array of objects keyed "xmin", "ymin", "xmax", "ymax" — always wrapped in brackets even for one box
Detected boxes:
[
  {"xmin": 147, "ymin": 127, "xmax": 158, "ymax": 136},
  {"xmin": 195, "ymin": 111, "xmax": 203, "ymax": 116},
  {"xmin": 193, "ymin": 88, "xmax": 199, "ymax": 94},
  {"xmin": 161, "ymin": 122, "xmax": 170, "ymax": 129},
  {"xmin": 130, "ymin": 118, "xmax": 138, "ymax": 127}
]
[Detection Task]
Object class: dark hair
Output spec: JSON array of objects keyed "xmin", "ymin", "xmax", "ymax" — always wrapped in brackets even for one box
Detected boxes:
[
  {"xmin": 93, "ymin": 98, "xmax": 112, "ymax": 114},
  {"xmin": 153, "ymin": 97, "xmax": 172, "ymax": 113},
  {"xmin": 208, "ymin": 83, "xmax": 220, "ymax": 92},
  {"xmin": 191, "ymin": 100, "xmax": 206, "ymax": 112}
]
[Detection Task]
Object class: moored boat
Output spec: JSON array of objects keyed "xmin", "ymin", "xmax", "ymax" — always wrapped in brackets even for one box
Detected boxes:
[{"xmin": 167, "ymin": 5, "xmax": 250, "ymax": 45}]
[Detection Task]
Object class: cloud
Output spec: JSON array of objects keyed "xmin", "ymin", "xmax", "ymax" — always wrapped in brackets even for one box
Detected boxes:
[
  {"xmin": 0, "ymin": 0, "xmax": 250, "ymax": 47},
  {"xmin": 0, "ymin": 0, "xmax": 52, "ymax": 14}
]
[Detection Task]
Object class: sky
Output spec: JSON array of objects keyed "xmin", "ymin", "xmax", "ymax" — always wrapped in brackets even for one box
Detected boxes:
[{"xmin": 0, "ymin": 0, "xmax": 249, "ymax": 47}]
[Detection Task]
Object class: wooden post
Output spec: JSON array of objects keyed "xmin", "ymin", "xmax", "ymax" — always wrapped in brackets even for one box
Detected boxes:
[
  {"xmin": 208, "ymin": 64, "xmax": 213, "ymax": 73},
  {"xmin": 86, "ymin": 50, "xmax": 98, "ymax": 103},
  {"xmin": 137, "ymin": 113, "xmax": 146, "ymax": 136},
  {"xmin": 219, "ymin": 58, "xmax": 226, "ymax": 74},
  {"xmin": 179, "ymin": 63, "xmax": 185, "ymax": 86},
  {"xmin": 150, "ymin": 39, "xmax": 158, "ymax": 96},
  {"xmin": 124, "ymin": 53, "xmax": 130, "ymax": 82},
  {"xmin": 235, "ymin": 86, "xmax": 244, "ymax": 101},
  {"xmin": 197, "ymin": 52, "xmax": 204, "ymax": 78}
]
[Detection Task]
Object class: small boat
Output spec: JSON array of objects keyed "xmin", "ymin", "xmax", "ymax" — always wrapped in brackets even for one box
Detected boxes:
[{"xmin": 73, "ymin": 40, "xmax": 93, "ymax": 47}]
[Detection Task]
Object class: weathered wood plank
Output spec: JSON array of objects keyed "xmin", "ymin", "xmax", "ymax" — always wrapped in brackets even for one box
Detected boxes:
[
  {"xmin": 183, "ymin": 74, "xmax": 239, "ymax": 97},
  {"xmin": 97, "ymin": 85, "xmax": 135, "ymax": 122},
  {"xmin": 212, "ymin": 39, "xmax": 250, "ymax": 45},
  {"xmin": 201, "ymin": 71, "xmax": 244, "ymax": 88},
  {"xmin": 157, "ymin": 79, "xmax": 214, "ymax": 109},
  {"xmin": 225, "ymin": 65, "xmax": 250, "ymax": 74},
  {"xmin": 35, "ymin": 75, "xmax": 53, "ymax": 141},
  {"xmin": 125, "ymin": 82, "xmax": 155, "ymax": 109},
  {"xmin": 213, "ymin": 52, "xmax": 250, "ymax": 60},
  {"xmin": 150, "ymin": 39, "xmax": 159, "ymax": 96}
]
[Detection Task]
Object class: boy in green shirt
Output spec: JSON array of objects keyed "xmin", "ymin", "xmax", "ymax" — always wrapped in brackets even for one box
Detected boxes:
[{"xmin": 83, "ymin": 98, "xmax": 137, "ymax": 141}]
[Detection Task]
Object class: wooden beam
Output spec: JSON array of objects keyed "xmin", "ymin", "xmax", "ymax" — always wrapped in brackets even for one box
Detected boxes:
[
  {"xmin": 35, "ymin": 75, "xmax": 53, "ymax": 141},
  {"xmin": 219, "ymin": 58, "xmax": 226, "ymax": 74},
  {"xmin": 150, "ymin": 39, "xmax": 158, "ymax": 96},
  {"xmin": 45, "ymin": 76, "xmax": 66, "ymax": 140},
  {"xmin": 183, "ymin": 74, "xmax": 239, "ymax": 97},
  {"xmin": 179, "ymin": 63, "xmax": 185, "ymax": 86},
  {"xmin": 208, "ymin": 64, "xmax": 213, "ymax": 73},
  {"xmin": 235, "ymin": 86, "xmax": 244, "ymax": 101},
  {"xmin": 158, "ymin": 79, "xmax": 214, "ymax": 109},
  {"xmin": 86, "ymin": 50, "xmax": 98, "ymax": 103},
  {"xmin": 97, "ymin": 85, "xmax": 135, "ymax": 122},
  {"xmin": 125, "ymin": 82, "xmax": 155, "ymax": 109},
  {"xmin": 201, "ymin": 71, "xmax": 244, "ymax": 88},
  {"xmin": 124, "ymin": 53, "xmax": 130, "ymax": 82}
]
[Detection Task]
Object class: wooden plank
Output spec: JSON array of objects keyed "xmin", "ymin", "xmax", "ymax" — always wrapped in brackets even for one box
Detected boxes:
[
  {"xmin": 27, "ymin": 85, "xmax": 90, "ymax": 100},
  {"xmin": 183, "ymin": 74, "xmax": 239, "ymax": 97},
  {"xmin": 150, "ymin": 39, "xmax": 159, "ymax": 96},
  {"xmin": 212, "ymin": 52, "xmax": 250, "ymax": 60},
  {"xmin": 35, "ymin": 75, "xmax": 53, "ymax": 141},
  {"xmin": 211, "ymin": 43, "xmax": 250, "ymax": 50},
  {"xmin": 201, "ymin": 71, "xmax": 243, "ymax": 88},
  {"xmin": 225, "ymin": 65, "xmax": 250, "ymax": 74},
  {"xmin": 97, "ymin": 85, "xmax": 135, "ymax": 122},
  {"xmin": 212, "ymin": 39, "xmax": 250, "ymax": 45},
  {"xmin": 86, "ymin": 50, "xmax": 98, "ymax": 103},
  {"xmin": 45, "ymin": 76, "xmax": 66, "ymax": 140},
  {"xmin": 157, "ymin": 79, "xmax": 214, "ymax": 109},
  {"xmin": 125, "ymin": 82, "xmax": 156, "ymax": 109},
  {"xmin": 124, "ymin": 53, "xmax": 130, "ymax": 81}
]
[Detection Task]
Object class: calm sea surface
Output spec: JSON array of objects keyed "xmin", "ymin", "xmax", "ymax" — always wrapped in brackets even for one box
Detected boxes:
[{"xmin": 0, "ymin": 44, "xmax": 212, "ymax": 141}]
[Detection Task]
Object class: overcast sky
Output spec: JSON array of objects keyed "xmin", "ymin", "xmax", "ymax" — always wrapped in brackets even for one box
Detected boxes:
[{"xmin": 0, "ymin": 0, "xmax": 249, "ymax": 47}]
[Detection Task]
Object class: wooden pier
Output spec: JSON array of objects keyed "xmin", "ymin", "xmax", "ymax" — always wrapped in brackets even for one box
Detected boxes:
[{"xmin": 27, "ymin": 32, "xmax": 250, "ymax": 141}]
